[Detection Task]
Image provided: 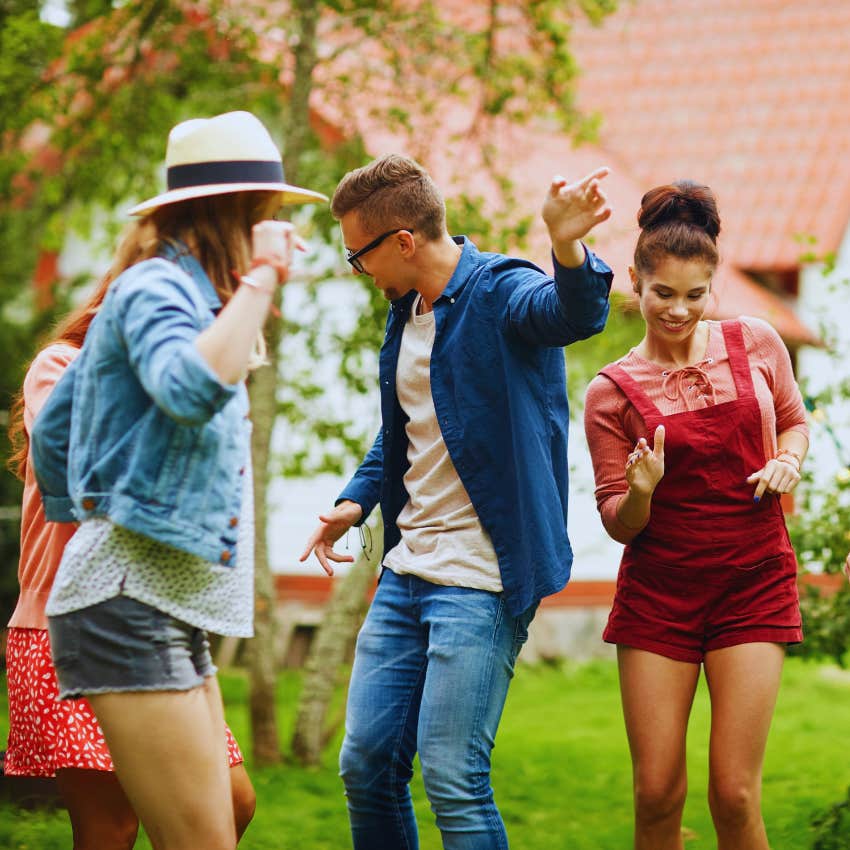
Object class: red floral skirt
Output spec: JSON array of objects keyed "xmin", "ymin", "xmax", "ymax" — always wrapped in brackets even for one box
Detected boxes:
[{"xmin": 5, "ymin": 628, "xmax": 243, "ymax": 777}]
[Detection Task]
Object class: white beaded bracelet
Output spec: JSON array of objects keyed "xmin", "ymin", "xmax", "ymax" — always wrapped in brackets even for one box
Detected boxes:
[
  {"xmin": 774, "ymin": 449, "xmax": 801, "ymax": 472},
  {"xmin": 239, "ymin": 274, "xmax": 274, "ymax": 296}
]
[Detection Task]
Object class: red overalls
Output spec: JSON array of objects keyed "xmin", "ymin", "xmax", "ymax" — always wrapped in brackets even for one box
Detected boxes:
[{"xmin": 600, "ymin": 320, "xmax": 802, "ymax": 663}]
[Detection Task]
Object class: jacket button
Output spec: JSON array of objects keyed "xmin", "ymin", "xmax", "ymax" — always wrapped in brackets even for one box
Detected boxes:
[
  {"xmin": 81, "ymin": 498, "xmax": 95, "ymax": 511},
  {"xmin": 221, "ymin": 550, "xmax": 232, "ymax": 563},
  {"xmin": 229, "ymin": 517, "xmax": 239, "ymax": 528}
]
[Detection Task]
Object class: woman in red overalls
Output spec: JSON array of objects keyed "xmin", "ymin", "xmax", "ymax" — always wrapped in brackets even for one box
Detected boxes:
[{"xmin": 585, "ymin": 181, "xmax": 807, "ymax": 850}]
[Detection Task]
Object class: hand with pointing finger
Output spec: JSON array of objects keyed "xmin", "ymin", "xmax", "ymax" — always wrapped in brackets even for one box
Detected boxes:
[
  {"xmin": 746, "ymin": 457, "xmax": 800, "ymax": 503},
  {"xmin": 625, "ymin": 425, "xmax": 665, "ymax": 496},
  {"xmin": 542, "ymin": 166, "xmax": 613, "ymax": 267}
]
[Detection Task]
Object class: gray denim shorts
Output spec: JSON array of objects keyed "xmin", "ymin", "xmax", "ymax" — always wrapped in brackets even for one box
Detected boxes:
[{"xmin": 48, "ymin": 595, "xmax": 217, "ymax": 699}]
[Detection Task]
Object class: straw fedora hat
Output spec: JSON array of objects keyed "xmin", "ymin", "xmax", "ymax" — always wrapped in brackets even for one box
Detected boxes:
[{"xmin": 128, "ymin": 111, "xmax": 327, "ymax": 216}]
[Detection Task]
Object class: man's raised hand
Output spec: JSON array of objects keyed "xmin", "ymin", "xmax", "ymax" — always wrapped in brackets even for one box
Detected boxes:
[{"xmin": 542, "ymin": 167, "xmax": 612, "ymax": 266}]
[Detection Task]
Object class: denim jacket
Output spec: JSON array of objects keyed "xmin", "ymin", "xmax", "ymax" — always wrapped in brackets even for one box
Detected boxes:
[
  {"xmin": 30, "ymin": 243, "xmax": 250, "ymax": 567},
  {"xmin": 338, "ymin": 237, "xmax": 613, "ymax": 616}
]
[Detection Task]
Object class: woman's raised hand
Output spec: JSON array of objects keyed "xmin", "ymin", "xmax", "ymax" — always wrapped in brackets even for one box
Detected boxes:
[
  {"xmin": 250, "ymin": 220, "xmax": 301, "ymax": 286},
  {"xmin": 625, "ymin": 425, "xmax": 665, "ymax": 495}
]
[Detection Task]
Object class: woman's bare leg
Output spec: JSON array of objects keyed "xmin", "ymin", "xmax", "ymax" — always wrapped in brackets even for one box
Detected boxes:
[
  {"xmin": 618, "ymin": 647, "xmax": 701, "ymax": 850},
  {"xmin": 704, "ymin": 642, "xmax": 784, "ymax": 850},
  {"xmin": 229, "ymin": 762, "xmax": 256, "ymax": 841},
  {"xmin": 88, "ymin": 675, "xmax": 235, "ymax": 850},
  {"xmin": 55, "ymin": 768, "xmax": 139, "ymax": 850}
]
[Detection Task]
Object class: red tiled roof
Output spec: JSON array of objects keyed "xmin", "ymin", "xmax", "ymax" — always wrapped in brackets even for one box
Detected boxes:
[
  {"xmin": 353, "ymin": 106, "xmax": 818, "ymax": 345},
  {"xmin": 571, "ymin": 0, "xmax": 850, "ymax": 271},
  {"xmin": 324, "ymin": 1, "xmax": 822, "ymax": 345},
  {"xmin": 23, "ymin": 2, "xmax": 828, "ymax": 346},
  {"xmin": 492, "ymin": 126, "xmax": 818, "ymax": 345}
]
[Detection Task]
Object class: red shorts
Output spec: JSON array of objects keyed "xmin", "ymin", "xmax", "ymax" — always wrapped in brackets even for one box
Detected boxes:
[
  {"xmin": 603, "ymin": 552, "xmax": 803, "ymax": 663},
  {"xmin": 4, "ymin": 628, "xmax": 244, "ymax": 777}
]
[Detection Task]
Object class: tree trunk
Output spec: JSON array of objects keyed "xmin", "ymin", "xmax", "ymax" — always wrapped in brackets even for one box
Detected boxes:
[
  {"xmin": 246, "ymin": 0, "xmax": 320, "ymax": 766},
  {"xmin": 246, "ymin": 361, "xmax": 283, "ymax": 765},
  {"xmin": 292, "ymin": 523, "xmax": 381, "ymax": 766}
]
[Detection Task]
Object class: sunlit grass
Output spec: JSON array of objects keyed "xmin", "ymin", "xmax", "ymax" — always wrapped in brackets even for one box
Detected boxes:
[{"xmin": 2, "ymin": 657, "xmax": 848, "ymax": 849}]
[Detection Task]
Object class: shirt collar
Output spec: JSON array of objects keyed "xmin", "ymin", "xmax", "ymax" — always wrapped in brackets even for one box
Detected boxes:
[
  {"xmin": 390, "ymin": 236, "xmax": 480, "ymax": 311},
  {"xmin": 389, "ymin": 236, "xmax": 480, "ymax": 314},
  {"xmin": 159, "ymin": 239, "xmax": 222, "ymax": 312},
  {"xmin": 439, "ymin": 236, "xmax": 479, "ymax": 302}
]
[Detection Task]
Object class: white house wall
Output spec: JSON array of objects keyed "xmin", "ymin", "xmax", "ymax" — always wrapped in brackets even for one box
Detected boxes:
[{"xmin": 796, "ymin": 220, "xmax": 850, "ymax": 489}]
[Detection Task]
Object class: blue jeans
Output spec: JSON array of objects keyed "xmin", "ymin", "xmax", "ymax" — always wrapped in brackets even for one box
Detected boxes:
[{"xmin": 339, "ymin": 569, "xmax": 536, "ymax": 850}]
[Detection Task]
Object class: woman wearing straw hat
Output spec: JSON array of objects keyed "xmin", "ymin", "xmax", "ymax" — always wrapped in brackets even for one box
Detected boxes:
[
  {"xmin": 29, "ymin": 111, "xmax": 326, "ymax": 850},
  {"xmin": 6, "ymin": 276, "xmax": 255, "ymax": 849}
]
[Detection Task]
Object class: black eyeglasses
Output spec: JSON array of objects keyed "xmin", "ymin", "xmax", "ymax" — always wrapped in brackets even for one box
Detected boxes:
[{"xmin": 345, "ymin": 228, "xmax": 413, "ymax": 273}]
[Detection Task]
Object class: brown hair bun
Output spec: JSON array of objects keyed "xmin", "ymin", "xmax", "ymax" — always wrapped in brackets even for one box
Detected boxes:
[{"xmin": 634, "ymin": 180, "xmax": 720, "ymax": 276}]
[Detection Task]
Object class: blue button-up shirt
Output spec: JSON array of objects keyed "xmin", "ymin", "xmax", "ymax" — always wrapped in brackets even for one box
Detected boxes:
[{"xmin": 338, "ymin": 237, "xmax": 613, "ymax": 615}]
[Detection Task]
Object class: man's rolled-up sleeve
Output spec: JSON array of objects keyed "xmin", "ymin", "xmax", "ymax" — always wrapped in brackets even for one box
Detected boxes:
[
  {"xmin": 336, "ymin": 429, "xmax": 384, "ymax": 526},
  {"xmin": 552, "ymin": 246, "xmax": 613, "ymax": 337},
  {"xmin": 504, "ymin": 246, "xmax": 613, "ymax": 347}
]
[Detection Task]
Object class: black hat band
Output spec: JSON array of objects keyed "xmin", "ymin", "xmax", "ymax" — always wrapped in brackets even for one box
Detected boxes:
[{"xmin": 167, "ymin": 160, "xmax": 285, "ymax": 190}]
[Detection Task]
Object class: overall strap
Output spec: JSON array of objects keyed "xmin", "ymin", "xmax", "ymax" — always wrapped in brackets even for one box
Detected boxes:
[
  {"xmin": 720, "ymin": 320, "xmax": 755, "ymax": 399},
  {"xmin": 599, "ymin": 364, "xmax": 660, "ymax": 422}
]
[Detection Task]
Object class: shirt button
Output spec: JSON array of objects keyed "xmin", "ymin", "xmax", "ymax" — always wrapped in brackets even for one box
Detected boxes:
[
  {"xmin": 221, "ymin": 550, "xmax": 232, "ymax": 563},
  {"xmin": 449, "ymin": 297, "xmax": 455, "ymax": 304},
  {"xmin": 229, "ymin": 517, "xmax": 239, "ymax": 528},
  {"xmin": 81, "ymin": 498, "xmax": 95, "ymax": 511},
  {"xmin": 239, "ymin": 467, "xmax": 245, "ymax": 476}
]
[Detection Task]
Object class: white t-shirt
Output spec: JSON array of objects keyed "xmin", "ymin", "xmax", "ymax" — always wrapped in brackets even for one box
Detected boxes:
[{"xmin": 383, "ymin": 294, "xmax": 502, "ymax": 592}]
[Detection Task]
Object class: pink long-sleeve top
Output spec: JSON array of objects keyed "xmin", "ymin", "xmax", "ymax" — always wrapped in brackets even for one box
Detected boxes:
[
  {"xmin": 8, "ymin": 344, "xmax": 78, "ymax": 629},
  {"xmin": 583, "ymin": 317, "xmax": 809, "ymax": 545}
]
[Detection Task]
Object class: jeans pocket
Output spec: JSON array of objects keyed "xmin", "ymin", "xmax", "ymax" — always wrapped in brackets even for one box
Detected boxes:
[
  {"xmin": 511, "ymin": 602, "xmax": 539, "ymax": 661},
  {"xmin": 48, "ymin": 613, "xmax": 81, "ymax": 671}
]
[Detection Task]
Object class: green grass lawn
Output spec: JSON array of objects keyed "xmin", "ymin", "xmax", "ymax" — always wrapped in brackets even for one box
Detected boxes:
[{"xmin": 2, "ymin": 657, "xmax": 848, "ymax": 849}]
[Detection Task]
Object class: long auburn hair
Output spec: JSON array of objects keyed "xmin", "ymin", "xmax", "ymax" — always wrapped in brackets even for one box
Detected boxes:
[
  {"xmin": 7, "ymin": 276, "xmax": 110, "ymax": 480},
  {"xmin": 7, "ymin": 189, "xmax": 279, "ymax": 480}
]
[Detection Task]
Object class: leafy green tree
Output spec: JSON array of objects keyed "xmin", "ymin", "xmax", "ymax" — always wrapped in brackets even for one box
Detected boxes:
[
  {"xmin": 0, "ymin": 2, "xmax": 65, "ymax": 620},
  {"xmin": 786, "ymin": 262, "xmax": 850, "ymax": 668},
  {"xmin": 780, "ymin": 258, "xmax": 850, "ymax": 848},
  {"xmin": 2, "ymin": 0, "xmax": 621, "ymax": 764}
]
